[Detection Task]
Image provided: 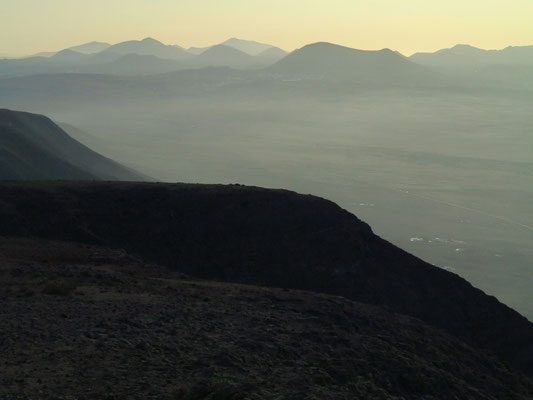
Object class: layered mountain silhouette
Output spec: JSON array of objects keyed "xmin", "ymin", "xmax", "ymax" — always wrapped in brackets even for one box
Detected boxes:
[
  {"xmin": 411, "ymin": 44, "xmax": 533, "ymax": 68},
  {"xmin": 187, "ymin": 37, "xmax": 286, "ymax": 57},
  {"xmin": 0, "ymin": 109, "xmax": 145, "ymax": 180},
  {"xmin": 1, "ymin": 181, "xmax": 532, "ymax": 376},
  {"xmin": 8, "ymin": 39, "xmax": 533, "ymax": 81},
  {"xmin": 268, "ymin": 42, "xmax": 439, "ymax": 84},
  {"xmin": 221, "ymin": 37, "xmax": 280, "ymax": 55},
  {"xmin": 0, "ymin": 37, "xmax": 287, "ymax": 77},
  {"xmin": 101, "ymin": 37, "xmax": 192, "ymax": 60}
]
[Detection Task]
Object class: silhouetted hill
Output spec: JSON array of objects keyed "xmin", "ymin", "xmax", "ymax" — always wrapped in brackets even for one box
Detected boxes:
[
  {"xmin": 0, "ymin": 109, "xmax": 145, "ymax": 180},
  {"xmin": 269, "ymin": 42, "xmax": 440, "ymax": 84},
  {"xmin": 0, "ymin": 181, "xmax": 532, "ymax": 376},
  {"xmin": 1, "ymin": 236, "xmax": 532, "ymax": 399},
  {"xmin": 102, "ymin": 37, "xmax": 192, "ymax": 60}
]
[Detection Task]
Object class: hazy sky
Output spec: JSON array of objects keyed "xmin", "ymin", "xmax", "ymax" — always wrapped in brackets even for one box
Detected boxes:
[{"xmin": 2, "ymin": 0, "xmax": 532, "ymax": 56}]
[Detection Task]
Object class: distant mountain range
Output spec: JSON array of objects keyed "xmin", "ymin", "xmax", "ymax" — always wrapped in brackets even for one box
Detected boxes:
[
  {"xmin": 9, "ymin": 40, "xmax": 533, "ymax": 76},
  {"xmin": 1, "ymin": 39, "xmax": 532, "ymax": 88},
  {"xmin": 0, "ymin": 109, "xmax": 145, "ymax": 180},
  {"xmin": 0, "ymin": 38, "xmax": 289, "ymax": 77},
  {"xmin": 410, "ymin": 44, "xmax": 533, "ymax": 68},
  {"xmin": 24, "ymin": 37, "xmax": 287, "ymax": 59}
]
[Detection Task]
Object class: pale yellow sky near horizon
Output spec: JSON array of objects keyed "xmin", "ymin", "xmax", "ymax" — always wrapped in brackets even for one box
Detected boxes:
[{"xmin": 1, "ymin": 0, "xmax": 532, "ymax": 56}]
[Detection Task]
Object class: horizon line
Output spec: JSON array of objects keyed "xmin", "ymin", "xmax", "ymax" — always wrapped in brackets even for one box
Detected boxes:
[{"xmin": 2, "ymin": 37, "xmax": 533, "ymax": 59}]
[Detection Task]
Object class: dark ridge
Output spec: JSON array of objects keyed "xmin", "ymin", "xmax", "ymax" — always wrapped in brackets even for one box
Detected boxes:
[
  {"xmin": 0, "ymin": 109, "xmax": 146, "ymax": 181},
  {"xmin": 0, "ymin": 181, "xmax": 532, "ymax": 376}
]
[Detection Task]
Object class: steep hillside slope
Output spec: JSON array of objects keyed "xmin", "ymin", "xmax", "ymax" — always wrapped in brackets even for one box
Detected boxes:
[
  {"xmin": 1, "ymin": 237, "xmax": 532, "ymax": 399},
  {"xmin": 0, "ymin": 109, "xmax": 145, "ymax": 180},
  {"xmin": 0, "ymin": 181, "xmax": 531, "ymax": 376}
]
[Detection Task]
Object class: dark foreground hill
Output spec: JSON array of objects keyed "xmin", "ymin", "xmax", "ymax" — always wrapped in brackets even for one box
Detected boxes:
[
  {"xmin": 0, "ymin": 109, "xmax": 145, "ymax": 180},
  {"xmin": 1, "ymin": 237, "xmax": 532, "ymax": 399},
  {"xmin": 0, "ymin": 181, "xmax": 532, "ymax": 377}
]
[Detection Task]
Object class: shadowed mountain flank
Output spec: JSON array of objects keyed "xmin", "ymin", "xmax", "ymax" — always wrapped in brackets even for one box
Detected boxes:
[
  {"xmin": 0, "ymin": 109, "xmax": 145, "ymax": 180},
  {"xmin": 0, "ymin": 181, "xmax": 532, "ymax": 376}
]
